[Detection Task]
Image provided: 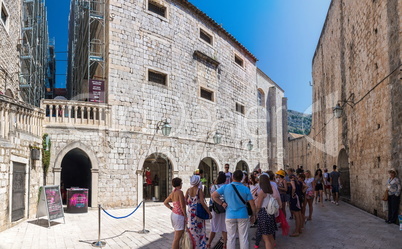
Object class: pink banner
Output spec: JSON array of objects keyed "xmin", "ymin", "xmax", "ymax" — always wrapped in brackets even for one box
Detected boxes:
[{"xmin": 89, "ymin": 79, "xmax": 105, "ymax": 103}]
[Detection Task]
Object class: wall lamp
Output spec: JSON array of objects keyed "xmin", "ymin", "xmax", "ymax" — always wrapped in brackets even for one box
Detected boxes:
[
  {"xmin": 206, "ymin": 130, "xmax": 222, "ymax": 144},
  {"xmin": 240, "ymin": 139, "xmax": 254, "ymax": 151},
  {"xmin": 156, "ymin": 119, "xmax": 171, "ymax": 136},
  {"xmin": 333, "ymin": 93, "xmax": 355, "ymax": 119}
]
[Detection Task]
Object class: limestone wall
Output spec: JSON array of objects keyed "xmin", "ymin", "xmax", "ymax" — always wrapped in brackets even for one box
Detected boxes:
[
  {"xmin": 58, "ymin": 0, "xmax": 287, "ymax": 208},
  {"xmin": 0, "ymin": 0, "xmax": 21, "ymax": 98},
  {"xmin": 311, "ymin": 0, "xmax": 401, "ymax": 217}
]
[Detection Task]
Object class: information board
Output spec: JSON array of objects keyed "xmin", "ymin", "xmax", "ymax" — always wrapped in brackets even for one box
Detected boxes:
[
  {"xmin": 36, "ymin": 185, "xmax": 65, "ymax": 227},
  {"xmin": 89, "ymin": 79, "xmax": 105, "ymax": 103}
]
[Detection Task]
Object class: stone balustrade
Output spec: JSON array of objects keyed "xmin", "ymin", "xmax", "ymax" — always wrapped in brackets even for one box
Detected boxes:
[
  {"xmin": 0, "ymin": 95, "xmax": 44, "ymax": 139},
  {"xmin": 41, "ymin": 99, "xmax": 110, "ymax": 128}
]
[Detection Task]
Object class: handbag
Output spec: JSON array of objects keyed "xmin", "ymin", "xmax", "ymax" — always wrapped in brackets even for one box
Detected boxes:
[
  {"xmin": 195, "ymin": 189, "xmax": 210, "ymax": 219},
  {"xmin": 211, "ymin": 185, "xmax": 226, "ymax": 214},
  {"xmin": 180, "ymin": 229, "xmax": 195, "ymax": 249},
  {"xmin": 382, "ymin": 189, "xmax": 388, "ymax": 201},
  {"xmin": 231, "ymin": 184, "xmax": 253, "ymax": 216}
]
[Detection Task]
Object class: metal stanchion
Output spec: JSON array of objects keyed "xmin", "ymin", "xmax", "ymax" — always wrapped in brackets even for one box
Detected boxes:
[
  {"xmin": 92, "ymin": 204, "xmax": 107, "ymax": 247},
  {"xmin": 137, "ymin": 199, "xmax": 149, "ymax": 234}
]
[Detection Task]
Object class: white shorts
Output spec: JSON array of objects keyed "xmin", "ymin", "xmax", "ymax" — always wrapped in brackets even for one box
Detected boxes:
[{"xmin": 171, "ymin": 212, "xmax": 185, "ymax": 231}]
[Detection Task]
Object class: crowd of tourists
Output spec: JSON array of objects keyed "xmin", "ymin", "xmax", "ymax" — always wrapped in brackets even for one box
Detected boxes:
[{"xmin": 163, "ymin": 164, "xmax": 401, "ymax": 249}]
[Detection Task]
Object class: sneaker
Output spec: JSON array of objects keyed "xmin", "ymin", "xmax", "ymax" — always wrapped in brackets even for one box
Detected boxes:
[
  {"xmin": 254, "ymin": 245, "xmax": 259, "ymax": 249},
  {"xmin": 331, "ymin": 201, "xmax": 336, "ymax": 204},
  {"xmin": 336, "ymin": 202, "xmax": 339, "ymax": 206}
]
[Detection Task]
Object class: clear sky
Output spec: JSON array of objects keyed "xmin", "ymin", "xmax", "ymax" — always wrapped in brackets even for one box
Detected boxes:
[{"xmin": 46, "ymin": 0, "xmax": 331, "ymax": 113}]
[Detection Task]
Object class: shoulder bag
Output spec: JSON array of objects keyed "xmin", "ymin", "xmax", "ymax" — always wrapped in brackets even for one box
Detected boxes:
[
  {"xmin": 195, "ymin": 189, "xmax": 210, "ymax": 219},
  {"xmin": 231, "ymin": 184, "xmax": 253, "ymax": 216},
  {"xmin": 211, "ymin": 185, "xmax": 226, "ymax": 214}
]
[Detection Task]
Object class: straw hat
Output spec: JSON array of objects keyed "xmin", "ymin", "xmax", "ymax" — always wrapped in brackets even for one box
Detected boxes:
[
  {"xmin": 388, "ymin": 168, "xmax": 398, "ymax": 175},
  {"xmin": 276, "ymin": 170, "xmax": 286, "ymax": 177}
]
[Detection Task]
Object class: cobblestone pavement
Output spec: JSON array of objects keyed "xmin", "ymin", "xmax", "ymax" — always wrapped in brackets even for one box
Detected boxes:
[{"xmin": 0, "ymin": 200, "xmax": 401, "ymax": 249}]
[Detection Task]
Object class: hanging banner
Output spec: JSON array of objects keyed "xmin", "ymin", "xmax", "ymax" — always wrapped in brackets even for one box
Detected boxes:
[
  {"xmin": 36, "ymin": 185, "xmax": 65, "ymax": 227},
  {"xmin": 89, "ymin": 79, "xmax": 105, "ymax": 103}
]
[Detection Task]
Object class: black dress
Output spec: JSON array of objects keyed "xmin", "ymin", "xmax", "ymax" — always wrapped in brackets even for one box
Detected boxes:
[{"xmin": 289, "ymin": 180, "xmax": 303, "ymax": 211}]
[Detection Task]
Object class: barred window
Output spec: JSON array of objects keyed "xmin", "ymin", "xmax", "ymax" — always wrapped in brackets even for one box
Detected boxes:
[
  {"xmin": 235, "ymin": 55, "xmax": 244, "ymax": 67},
  {"xmin": 236, "ymin": 103, "xmax": 245, "ymax": 114},
  {"xmin": 200, "ymin": 29, "xmax": 213, "ymax": 45},
  {"xmin": 200, "ymin": 88, "xmax": 214, "ymax": 101},
  {"xmin": 148, "ymin": 70, "xmax": 167, "ymax": 85},
  {"xmin": 148, "ymin": 1, "xmax": 166, "ymax": 17}
]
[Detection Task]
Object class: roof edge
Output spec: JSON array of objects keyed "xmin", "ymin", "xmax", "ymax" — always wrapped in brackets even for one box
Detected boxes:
[
  {"xmin": 312, "ymin": 0, "xmax": 334, "ymax": 66},
  {"xmin": 257, "ymin": 68, "xmax": 285, "ymax": 93},
  {"xmin": 177, "ymin": 0, "xmax": 258, "ymax": 62}
]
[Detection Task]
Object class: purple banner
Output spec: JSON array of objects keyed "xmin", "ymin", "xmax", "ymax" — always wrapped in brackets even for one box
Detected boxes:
[{"xmin": 89, "ymin": 79, "xmax": 105, "ymax": 103}]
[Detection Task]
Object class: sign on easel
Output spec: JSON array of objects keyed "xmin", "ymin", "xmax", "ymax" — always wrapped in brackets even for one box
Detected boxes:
[{"xmin": 36, "ymin": 185, "xmax": 65, "ymax": 227}]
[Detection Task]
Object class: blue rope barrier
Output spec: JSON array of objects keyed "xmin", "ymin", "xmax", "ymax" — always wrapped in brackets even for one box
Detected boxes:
[{"xmin": 101, "ymin": 201, "xmax": 143, "ymax": 219}]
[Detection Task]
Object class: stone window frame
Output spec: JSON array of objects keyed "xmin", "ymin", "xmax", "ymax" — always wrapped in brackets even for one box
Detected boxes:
[
  {"xmin": 145, "ymin": 0, "xmax": 169, "ymax": 22},
  {"xmin": 199, "ymin": 86, "xmax": 215, "ymax": 103},
  {"xmin": 257, "ymin": 88, "xmax": 265, "ymax": 107},
  {"xmin": 234, "ymin": 53, "xmax": 245, "ymax": 68},
  {"xmin": 146, "ymin": 67, "xmax": 170, "ymax": 88},
  {"xmin": 0, "ymin": 0, "xmax": 10, "ymax": 32},
  {"xmin": 235, "ymin": 102, "xmax": 245, "ymax": 115},
  {"xmin": 199, "ymin": 27, "xmax": 214, "ymax": 47}
]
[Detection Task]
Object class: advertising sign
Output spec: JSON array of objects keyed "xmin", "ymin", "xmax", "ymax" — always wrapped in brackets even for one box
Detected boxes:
[
  {"xmin": 36, "ymin": 185, "xmax": 65, "ymax": 227},
  {"xmin": 89, "ymin": 79, "xmax": 105, "ymax": 103},
  {"xmin": 67, "ymin": 188, "xmax": 88, "ymax": 213}
]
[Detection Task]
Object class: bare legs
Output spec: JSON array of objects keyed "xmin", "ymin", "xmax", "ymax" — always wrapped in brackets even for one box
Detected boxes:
[
  {"xmin": 172, "ymin": 230, "xmax": 184, "ymax": 249},
  {"xmin": 305, "ymin": 198, "xmax": 314, "ymax": 220},
  {"xmin": 262, "ymin": 234, "xmax": 275, "ymax": 249},
  {"xmin": 290, "ymin": 210, "xmax": 302, "ymax": 236}
]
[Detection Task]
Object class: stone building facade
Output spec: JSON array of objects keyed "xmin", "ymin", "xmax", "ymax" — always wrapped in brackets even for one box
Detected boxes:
[
  {"xmin": 48, "ymin": 0, "xmax": 287, "ymax": 208},
  {"xmin": 308, "ymin": 0, "xmax": 401, "ymax": 217},
  {"xmin": 0, "ymin": 0, "xmax": 44, "ymax": 232}
]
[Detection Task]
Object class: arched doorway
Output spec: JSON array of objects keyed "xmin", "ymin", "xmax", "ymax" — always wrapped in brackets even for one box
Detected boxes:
[
  {"xmin": 236, "ymin": 160, "xmax": 249, "ymax": 173},
  {"xmin": 60, "ymin": 148, "xmax": 92, "ymax": 206},
  {"xmin": 142, "ymin": 153, "xmax": 172, "ymax": 202},
  {"xmin": 338, "ymin": 149, "xmax": 351, "ymax": 201},
  {"xmin": 198, "ymin": 157, "xmax": 218, "ymax": 197}
]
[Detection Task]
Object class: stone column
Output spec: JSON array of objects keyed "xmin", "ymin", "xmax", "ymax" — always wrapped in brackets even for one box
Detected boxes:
[
  {"xmin": 91, "ymin": 168, "xmax": 99, "ymax": 207},
  {"xmin": 136, "ymin": 170, "xmax": 143, "ymax": 204}
]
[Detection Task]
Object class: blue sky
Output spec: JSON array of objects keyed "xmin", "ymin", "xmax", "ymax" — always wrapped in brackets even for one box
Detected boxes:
[{"xmin": 46, "ymin": 0, "xmax": 331, "ymax": 113}]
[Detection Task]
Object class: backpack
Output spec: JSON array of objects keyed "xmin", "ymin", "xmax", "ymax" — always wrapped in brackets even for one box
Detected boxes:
[{"xmin": 265, "ymin": 194, "xmax": 280, "ymax": 216}]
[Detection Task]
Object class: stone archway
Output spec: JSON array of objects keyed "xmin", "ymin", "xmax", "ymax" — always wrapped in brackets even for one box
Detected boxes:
[
  {"xmin": 338, "ymin": 149, "xmax": 351, "ymax": 201},
  {"xmin": 53, "ymin": 141, "xmax": 99, "ymax": 207},
  {"xmin": 142, "ymin": 153, "xmax": 173, "ymax": 202},
  {"xmin": 236, "ymin": 160, "xmax": 249, "ymax": 173},
  {"xmin": 198, "ymin": 157, "xmax": 218, "ymax": 197},
  {"xmin": 61, "ymin": 148, "xmax": 92, "ymax": 206}
]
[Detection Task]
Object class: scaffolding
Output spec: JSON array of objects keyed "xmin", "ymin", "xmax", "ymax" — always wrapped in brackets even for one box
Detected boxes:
[
  {"xmin": 45, "ymin": 37, "xmax": 56, "ymax": 99},
  {"xmin": 67, "ymin": 0, "xmax": 106, "ymax": 101},
  {"xmin": 20, "ymin": 0, "xmax": 50, "ymax": 106}
]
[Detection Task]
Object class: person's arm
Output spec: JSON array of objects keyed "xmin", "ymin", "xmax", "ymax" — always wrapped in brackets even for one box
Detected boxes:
[
  {"xmin": 291, "ymin": 180, "xmax": 296, "ymax": 197},
  {"xmin": 199, "ymin": 189, "xmax": 212, "ymax": 218},
  {"xmin": 278, "ymin": 179, "xmax": 287, "ymax": 192},
  {"xmin": 272, "ymin": 184, "xmax": 282, "ymax": 208},
  {"xmin": 163, "ymin": 192, "xmax": 173, "ymax": 210},
  {"xmin": 178, "ymin": 190, "xmax": 187, "ymax": 226},
  {"xmin": 248, "ymin": 198, "xmax": 257, "ymax": 224},
  {"xmin": 255, "ymin": 189, "xmax": 265, "ymax": 209}
]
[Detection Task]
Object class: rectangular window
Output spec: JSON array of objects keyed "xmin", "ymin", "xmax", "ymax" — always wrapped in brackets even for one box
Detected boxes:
[
  {"xmin": 200, "ymin": 88, "xmax": 214, "ymax": 101},
  {"xmin": 236, "ymin": 103, "xmax": 245, "ymax": 114},
  {"xmin": 235, "ymin": 55, "xmax": 244, "ymax": 67},
  {"xmin": 148, "ymin": 1, "xmax": 166, "ymax": 17},
  {"xmin": 200, "ymin": 29, "xmax": 213, "ymax": 45},
  {"xmin": 1, "ymin": 3, "xmax": 8, "ymax": 25},
  {"xmin": 148, "ymin": 70, "xmax": 167, "ymax": 85}
]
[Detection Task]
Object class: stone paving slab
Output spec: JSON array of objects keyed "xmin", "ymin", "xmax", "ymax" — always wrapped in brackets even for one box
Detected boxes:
[{"xmin": 0, "ymin": 201, "xmax": 401, "ymax": 249}]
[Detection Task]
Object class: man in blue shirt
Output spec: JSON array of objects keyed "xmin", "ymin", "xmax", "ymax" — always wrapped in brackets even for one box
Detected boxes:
[{"xmin": 212, "ymin": 169, "xmax": 256, "ymax": 249}]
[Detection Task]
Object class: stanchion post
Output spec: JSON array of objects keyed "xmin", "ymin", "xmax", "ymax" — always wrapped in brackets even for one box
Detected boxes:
[
  {"xmin": 92, "ymin": 204, "xmax": 106, "ymax": 247},
  {"xmin": 137, "ymin": 200, "xmax": 149, "ymax": 234}
]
